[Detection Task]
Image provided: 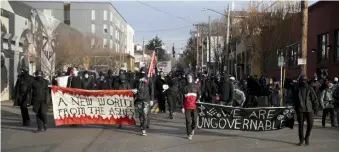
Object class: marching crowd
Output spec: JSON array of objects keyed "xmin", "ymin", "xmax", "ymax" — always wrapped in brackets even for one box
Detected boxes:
[{"xmin": 13, "ymin": 66, "xmax": 339, "ymax": 143}]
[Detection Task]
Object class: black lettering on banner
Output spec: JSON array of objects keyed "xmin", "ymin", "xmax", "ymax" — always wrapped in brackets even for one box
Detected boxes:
[
  {"xmin": 106, "ymin": 98, "xmax": 114, "ymax": 105},
  {"xmin": 98, "ymin": 98, "xmax": 105, "ymax": 106},
  {"xmin": 58, "ymin": 98, "xmax": 68, "ymax": 106},
  {"xmin": 86, "ymin": 98, "xmax": 93, "ymax": 106},
  {"xmin": 197, "ymin": 103, "xmax": 295, "ymax": 131}
]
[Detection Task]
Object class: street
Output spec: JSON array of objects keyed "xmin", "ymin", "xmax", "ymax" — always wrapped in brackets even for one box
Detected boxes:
[{"xmin": 1, "ymin": 101, "xmax": 339, "ymax": 152}]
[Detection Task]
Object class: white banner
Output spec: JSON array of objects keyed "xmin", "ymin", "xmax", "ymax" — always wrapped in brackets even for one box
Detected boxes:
[{"xmin": 51, "ymin": 86, "xmax": 136, "ymax": 126}]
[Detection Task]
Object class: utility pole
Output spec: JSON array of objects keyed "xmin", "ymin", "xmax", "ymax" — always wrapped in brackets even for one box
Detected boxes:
[
  {"xmin": 300, "ymin": 1, "xmax": 308, "ymax": 75},
  {"xmin": 224, "ymin": 4, "xmax": 230, "ymax": 74},
  {"xmin": 201, "ymin": 31, "xmax": 204, "ymax": 71},
  {"xmin": 142, "ymin": 36, "xmax": 145, "ymax": 63},
  {"xmin": 208, "ymin": 16, "xmax": 211, "ymax": 67},
  {"xmin": 196, "ymin": 24, "xmax": 199, "ymax": 71}
]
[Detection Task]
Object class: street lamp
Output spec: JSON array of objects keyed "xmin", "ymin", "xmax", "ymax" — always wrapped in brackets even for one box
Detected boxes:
[{"xmin": 202, "ymin": 8, "xmax": 226, "ymax": 16}]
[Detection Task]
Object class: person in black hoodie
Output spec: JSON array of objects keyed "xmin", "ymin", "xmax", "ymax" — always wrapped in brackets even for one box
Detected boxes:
[
  {"xmin": 166, "ymin": 71, "xmax": 180, "ymax": 119},
  {"xmin": 217, "ymin": 73, "xmax": 234, "ymax": 105},
  {"xmin": 203, "ymin": 75, "xmax": 218, "ymax": 104},
  {"xmin": 14, "ymin": 67, "xmax": 34, "ymax": 126},
  {"xmin": 113, "ymin": 70, "xmax": 131, "ymax": 128},
  {"xmin": 66, "ymin": 69, "xmax": 82, "ymax": 89},
  {"xmin": 155, "ymin": 71, "xmax": 167, "ymax": 113},
  {"xmin": 96, "ymin": 72, "xmax": 112, "ymax": 90},
  {"xmin": 290, "ymin": 75, "xmax": 318, "ymax": 146},
  {"xmin": 135, "ymin": 67, "xmax": 152, "ymax": 136},
  {"xmin": 81, "ymin": 71, "xmax": 95, "ymax": 90},
  {"xmin": 31, "ymin": 70, "xmax": 49, "ymax": 132}
]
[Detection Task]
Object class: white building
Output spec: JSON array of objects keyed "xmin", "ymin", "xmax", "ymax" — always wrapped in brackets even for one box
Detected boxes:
[{"xmin": 126, "ymin": 24, "xmax": 134, "ymax": 57}]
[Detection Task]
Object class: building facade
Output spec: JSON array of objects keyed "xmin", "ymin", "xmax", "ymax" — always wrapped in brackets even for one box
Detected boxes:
[
  {"xmin": 1, "ymin": 0, "xmax": 82, "ymax": 101},
  {"xmin": 262, "ymin": 1, "xmax": 339, "ymax": 80},
  {"xmin": 126, "ymin": 24, "xmax": 134, "ymax": 57},
  {"xmin": 23, "ymin": 1, "xmax": 135, "ymax": 71}
]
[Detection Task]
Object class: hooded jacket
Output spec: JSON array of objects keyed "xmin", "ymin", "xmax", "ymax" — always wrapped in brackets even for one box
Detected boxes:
[
  {"xmin": 183, "ymin": 82, "xmax": 200, "ymax": 110},
  {"xmin": 218, "ymin": 75, "xmax": 234, "ymax": 103}
]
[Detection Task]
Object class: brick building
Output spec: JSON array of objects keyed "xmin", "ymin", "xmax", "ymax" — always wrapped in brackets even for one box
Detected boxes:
[{"xmin": 263, "ymin": 1, "xmax": 339, "ymax": 80}]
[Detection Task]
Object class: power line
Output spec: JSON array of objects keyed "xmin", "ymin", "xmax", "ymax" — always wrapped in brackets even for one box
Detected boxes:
[
  {"xmin": 135, "ymin": 26, "xmax": 193, "ymax": 32},
  {"xmin": 136, "ymin": 0, "xmax": 195, "ymax": 23}
]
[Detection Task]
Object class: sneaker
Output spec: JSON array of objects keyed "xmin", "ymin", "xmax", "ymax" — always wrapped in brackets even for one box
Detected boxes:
[
  {"xmin": 43, "ymin": 125, "xmax": 48, "ymax": 131},
  {"xmin": 191, "ymin": 129, "xmax": 195, "ymax": 135},
  {"xmin": 118, "ymin": 125, "xmax": 123, "ymax": 128},
  {"xmin": 142, "ymin": 130, "xmax": 147, "ymax": 136},
  {"xmin": 188, "ymin": 134, "xmax": 193, "ymax": 140},
  {"xmin": 35, "ymin": 129, "xmax": 43, "ymax": 133}
]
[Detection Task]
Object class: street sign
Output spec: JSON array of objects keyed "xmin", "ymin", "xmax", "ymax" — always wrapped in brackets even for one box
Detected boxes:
[
  {"xmin": 298, "ymin": 58, "xmax": 307, "ymax": 65},
  {"xmin": 278, "ymin": 56, "xmax": 284, "ymax": 67}
]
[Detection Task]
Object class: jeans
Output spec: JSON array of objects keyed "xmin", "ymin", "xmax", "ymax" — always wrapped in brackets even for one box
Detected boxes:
[
  {"xmin": 322, "ymin": 108, "xmax": 335, "ymax": 127},
  {"xmin": 185, "ymin": 109, "xmax": 198, "ymax": 135},
  {"xmin": 335, "ymin": 108, "xmax": 339, "ymax": 127},
  {"xmin": 20, "ymin": 105, "xmax": 30, "ymax": 125},
  {"xmin": 297, "ymin": 112, "xmax": 313, "ymax": 142}
]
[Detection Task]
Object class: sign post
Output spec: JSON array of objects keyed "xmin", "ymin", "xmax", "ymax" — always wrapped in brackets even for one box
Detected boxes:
[{"xmin": 278, "ymin": 56, "xmax": 284, "ymax": 106}]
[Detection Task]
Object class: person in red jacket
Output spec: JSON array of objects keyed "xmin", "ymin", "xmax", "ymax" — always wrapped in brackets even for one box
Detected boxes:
[{"xmin": 181, "ymin": 73, "xmax": 201, "ymax": 140}]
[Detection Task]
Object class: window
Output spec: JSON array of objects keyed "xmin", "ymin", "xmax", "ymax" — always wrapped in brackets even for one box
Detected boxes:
[
  {"xmin": 286, "ymin": 43, "xmax": 300, "ymax": 67},
  {"xmin": 91, "ymin": 10, "xmax": 95, "ymax": 20},
  {"xmin": 43, "ymin": 9, "xmax": 52, "ymax": 17},
  {"xmin": 116, "ymin": 31, "xmax": 119, "ymax": 40},
  {"xmin": 335, "ymin": 30, "xmax": 339, "ymax": 61},
  {"xmin": 103, "ymin": 10, "xmax": 107, "ymax": 20},
  {"xmin": 64, "ymin": 3, "xmax": 70, "ymax": 25},
  {"xmin": 110, "ymin": 12, "xmax": 113, "ymax": 22},
  {"xmin": 110, "ymin": 40, "xmax": 113, "ymax": 49},
  {"xmin": 110, "ymin": 26, "xmax": 113, "ymax": 36},
  {"xmin": 103, "ymin": 24, "xmax": 107, "ymax": 34},
  {"xmin": 91, "ymin": 24, "xmax": 95, "ymax": 34},
  {"xmin": 318, "ymin": 33, "xmax": 329, "ymax": 62},
  {"xmin": 103, "ymin": 38, "xmax": 107, "ymax": 48},
  {"xmin": 91, "ymin": 38, "xmax": 95, "ymax": 48}
]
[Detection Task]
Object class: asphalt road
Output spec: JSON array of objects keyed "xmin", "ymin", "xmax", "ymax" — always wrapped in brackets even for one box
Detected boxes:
[{"xmin": 1, "ymin": 102, "xmax": 339, "ymax": 152}]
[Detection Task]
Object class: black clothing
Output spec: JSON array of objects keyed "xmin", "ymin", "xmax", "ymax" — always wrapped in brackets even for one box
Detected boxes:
[
  {"xmin": 135, "ymin": 78, "xmax": 152, "ymax": 101},
  {"xmin": 67, "ymin": 76, "xmax": 82, "ymax": 89},
  {"xmin": 31, "ymin": 78, "xmax": 49, "ymax": 102},
  {"xmin": 322, "ymin": 108, "xmax": 335, "ymax": 127},
  {"xmin": 14, "ymin": 73, "xmax": 34, "ymax": 125},
  {"xmin": 14, "ymin": 73, "xmax": 34, "ymax": 106},
  {"xmin": 185, "ymin": 109, "xmax": 198, "ymax": 135},
  {"xmin": 156, "ymin": 77, "xmax": 167, "ymax": 112},
  {"xmin": 218, "ymin": 79, "xmax": 234, "ymax": 104},
  {"xmin": 96, "ymin": 79, "xmax": 112, "ymax": 90},
  {"xmin": 290, "ymin": 84, "xmax": 318, "ymax": 113},
  {"xmin": 135, "ymin": 77, "xmax": 152, "ymax": 130},
  {"xmin": 166, "ymin": 76, "xmax": 180, "ymax": 115},
  {"xmin": 81, "ymin": 77, "xmax": 95, "ymax": 90},
  {"xmin": 297, "ymin": 112, "xmax": 313, "ymax": 143},
  {"xmin": 113, "ymin": 78, "xmax": 131, "ymax": 90},
  {"xmin": 202, "ymin": 78, "xmax": 218, "ymax": 103},
  {"xmin": 31, "ymin": 77, "xmax": 49, "ymax": 131}
]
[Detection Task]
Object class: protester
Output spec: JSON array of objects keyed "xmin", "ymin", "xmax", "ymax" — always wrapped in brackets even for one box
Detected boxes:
[
  {"xmin": 166, "ymin": 71, "xmax": 180, "ymax": 119},
  {"xmin": 320, "ymin": 82, "xmax": 336, "ymax": 127},
  {"xmin": 332, "ymin": 81, "xmax": 339, "ymax": 128},
  {"xmin": 181, "ymin": 73, "xmax": 200, "ymax": 140},
  {"xmin": 14, "ymin": 67, "xmax": 34, "ymax": 126},
  {"xmin": 217, "ymin": 73, "xmax": 234, "ymax": 105},
  {"xmin": 155, "ymin": 71, "xmax": 167, "ymax": 113},
  {"xmin": 290, "ymin": 75, "xmax": 318, "ymax": 146},
  {"xmin": 230, "ymin": 77, "xmax": 246, "ymax": 107},
  {"xmin": 31, "ymin": 70, "xmax": 49, "ymax": 132},
  {"xmin": 66, "ymin": 69, "xmax": 82, "ymax": 89},
  {"xmin": 113, "ymin": 70, "xmax": 131, "ymax": 128},
  {"xmin": 96, "ymin": 72, "xmax": 111, "ymax": 90},
  {"xmin": 202, "ymin": 74, "xmax": 218, "ymax": 104},
  {"xmin": 135, "ymin": 67, "xmax": 152, "ymax": 136},
  {"xmin": 81, "ymin": 71, "xmax": 95, "ymax": 90}
]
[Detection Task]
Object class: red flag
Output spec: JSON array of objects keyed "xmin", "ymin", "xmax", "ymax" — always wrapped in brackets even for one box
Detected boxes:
[{"xmin": 148, "ymin": 51, "xmax": 156, "ymax": 77}]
